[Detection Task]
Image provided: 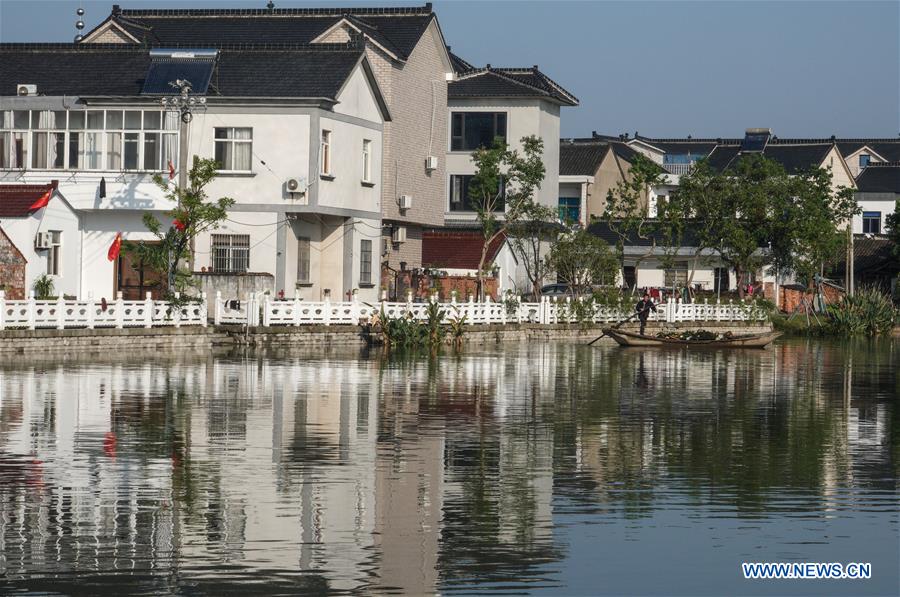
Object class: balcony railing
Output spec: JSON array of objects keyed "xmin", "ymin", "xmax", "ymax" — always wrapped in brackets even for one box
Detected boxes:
[{"xmin": 662, "ymin": 163, "xmax": 696, "ymax": 175}]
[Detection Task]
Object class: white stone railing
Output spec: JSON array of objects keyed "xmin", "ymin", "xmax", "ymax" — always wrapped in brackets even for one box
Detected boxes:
[
  {"xmin": 0, "ymin": 291, "xmax": 207, "ymax": 330},
  {"xmin": 212, "ymin": 291, "xmax": 768, "ymax": 327}
]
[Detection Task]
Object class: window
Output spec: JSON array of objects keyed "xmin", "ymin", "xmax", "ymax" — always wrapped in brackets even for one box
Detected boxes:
[
  {"xmin": 360, "ymin": 239, "xmax": 372, "ymax": 285},
  {"xmin": 47, "ymin": 231, "xmax": 62, "ymax": 276},
  {"xmin": 558, "ymin": 197, "xmax": 580, "ymax": 223},
  {"xmin": 450, "ymin": 112, "xmax": 507, "ymax": 151},
  {"xmin": 320, "ymin": 130, "xmax": 332, "ymax": 175},
  {"xmin": 362, "ymin": 139, "xmax": 372, "ymax": 182},
  {"xmin": 297, "ymin": 237, "xmax": 311, "ymax": 284},
  {"xmin": 1, "ymin": 109, "xmax": 175, "ymax": 172},
  {"xmin": 664, "ymin": 261, "xmax": 689, "ymax": 287},
  {"xmin": 859, "ymin": 154, "xmax": 871, "ymax": 169},
  {"xmin": 449, "ymin": 174, "xmax": 505, "ymax": 212},
  {"xmin": 211, "ymin": 234, "xmax": 250, "ymax": 273},
  {"xmin": 862, "ymin": 211, "xmax": 881, "ymax": 234},
  {"xmin": 214, "ymin": 127, "xmax": 252, "ymax": 172}
]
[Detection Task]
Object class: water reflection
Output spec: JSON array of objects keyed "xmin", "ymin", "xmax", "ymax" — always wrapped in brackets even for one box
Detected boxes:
[{"xmin": 0, "ymin": 339, "xmax": 897, "ymax": 595}]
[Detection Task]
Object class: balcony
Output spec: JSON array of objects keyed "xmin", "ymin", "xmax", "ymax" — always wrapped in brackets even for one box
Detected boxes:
[{"xmin": 662, "ymin": 162, "xmax": 696, "ymax": 175}]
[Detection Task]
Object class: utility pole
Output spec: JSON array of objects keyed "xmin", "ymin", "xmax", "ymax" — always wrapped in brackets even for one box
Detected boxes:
[{"xmin": 161, "ymin": 80, "xmax": 206, "ymax": 276}]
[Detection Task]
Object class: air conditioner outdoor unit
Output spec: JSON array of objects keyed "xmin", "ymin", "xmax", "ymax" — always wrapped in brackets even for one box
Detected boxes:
[
  {"xmin": 17, "ymin": 84, "xmax": 37, "ymax": 97},
  {"xmin": 425, "ymin": 156, "xmax": 438, "ymax": 171},
  {"xmin": 398, "ymin": 194, "xmax": 413, "ymax": 210},
  {"xmin": 285, "ymin": 176, "xmax": 307, "ymax": 194},
  {"xmin": 34, "ymin": 231, "xmax": 51, "ymax": 249},
  {"xmin": 392, "ymin": 226, "xmax": 407, "ymax": 243}
]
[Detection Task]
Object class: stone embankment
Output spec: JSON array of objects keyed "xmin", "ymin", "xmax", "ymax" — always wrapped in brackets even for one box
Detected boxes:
[{"xmin": 0, "ymin": 321, "xmax": 774, "ymax": 355}]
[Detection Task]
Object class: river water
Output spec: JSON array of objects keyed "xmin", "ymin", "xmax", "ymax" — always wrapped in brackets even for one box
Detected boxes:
[{"xmin": 0, "ymin": 338, "xmax": 897, "ymax": 595}]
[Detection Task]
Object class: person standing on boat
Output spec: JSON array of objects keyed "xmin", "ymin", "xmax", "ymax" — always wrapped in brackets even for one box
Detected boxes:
[{"xmin": 635, "ymin": 293, "xmax": 657, "ymax": 336}]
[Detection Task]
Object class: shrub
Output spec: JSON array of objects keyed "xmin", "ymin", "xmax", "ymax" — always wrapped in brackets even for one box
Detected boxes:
[
  {"xmin": 33, "ymin": 274, "xmax": 55, "ymax": 300},
  {"xmin": 827, "ymin": 286, "xmax": 896, "ymax": 336}
]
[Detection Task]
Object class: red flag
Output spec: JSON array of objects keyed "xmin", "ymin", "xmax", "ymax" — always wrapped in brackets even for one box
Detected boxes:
[
  {"xmin": 107, "ymin": 232, "xmax": 122, "ymax": 262},
  {"xmin": 168, "ymin": 160, "xmax": 176, "ymax": 180},
  {"xmin": 173, "ymin": 218, "xmax": 186, "ymax": 231},
  {"xmin": 28, "ymin": 189, "xmax": 52, "ymax": 211}
]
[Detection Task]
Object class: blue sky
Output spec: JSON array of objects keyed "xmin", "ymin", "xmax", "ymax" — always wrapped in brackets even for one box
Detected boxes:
[{"xmin": 1, "ymin": 0, "xmax": 897, "ymax": 138}]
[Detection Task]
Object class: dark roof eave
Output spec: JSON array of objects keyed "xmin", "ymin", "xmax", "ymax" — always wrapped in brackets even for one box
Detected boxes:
[
  {"xmin": 448, "ymin": 92, "xmax": 577, "ymax": 106},
  {"xmin": 79, "ymin": 95, "xmax": 338, "ymax": 106}
]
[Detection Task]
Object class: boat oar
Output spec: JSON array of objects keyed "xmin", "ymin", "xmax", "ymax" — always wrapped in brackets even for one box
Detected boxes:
[{"xmin": 587, "ymin": 309, "xmax": 643, "ymax": 345}]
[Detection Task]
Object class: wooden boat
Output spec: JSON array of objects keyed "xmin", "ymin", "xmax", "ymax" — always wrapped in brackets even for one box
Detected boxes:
[{"xmin": 602, "ymin": 329, "xmax": 782, "ymax": 349}]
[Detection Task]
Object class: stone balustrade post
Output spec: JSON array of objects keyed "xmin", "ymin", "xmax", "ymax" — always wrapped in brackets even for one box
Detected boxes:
[
  {"xmin": 200, "ymin": 292, "xmax": 208, "ymax": 327},
  {"xmin": 114, "ymin": 291, "xmax": 124, "ymax": 329},
  {"xmin": 144, "ymin": 291, "xmax": 153, "ymax": 328},
  {"xmin": 26, "ymin": 290, "xmax": 35, "ymax": 330},
  {"xmin": 56, "ymin": 294, "xmax": 65, "ymax": 330},
  {"xmin": 214, "ymin": 291, "xmax": 223, "ymax": 326},
  {"xmin": 86, "ymin": 292, "xmax": 95, "ymax": 329},
  {"xmin": 173, "ymin": 292, "xmax": 182, "ymax": 328}
]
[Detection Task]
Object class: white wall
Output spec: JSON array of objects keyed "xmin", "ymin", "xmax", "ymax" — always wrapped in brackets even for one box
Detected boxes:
[
  {"xmin": 318, "ymin": 116, "xmax": 382, "ymax": 213},
  {"xmin": 0, "ymin": 196, "xmax": 81, "ymax": 298},
  {"xmin": 853, "ymin": 195, "xmax": 896, "ymax": 234},
  {"xmin": 446, "ymin": 97, "xmax": 562, "ymax": 215}
]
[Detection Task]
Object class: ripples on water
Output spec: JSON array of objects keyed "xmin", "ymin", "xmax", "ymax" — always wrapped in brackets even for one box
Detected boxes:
[{"xmin": 0, "ymin": 338, "xmax": 897, "ymax": 595}]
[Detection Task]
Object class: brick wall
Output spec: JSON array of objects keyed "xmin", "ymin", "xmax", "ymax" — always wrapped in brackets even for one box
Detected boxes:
[
  {"xmin": 780, "ymin": 285, "xmax": 844, "ymax": 313},
  {"xmin": 384, "ymin": 268, "xmax": 498, "ymax": 301},
  {"xmin": 365, "ymin": 21, "xmax": 448, "ymax": 234},
  {"xmin": 85, "ymin": 26, "xmax": 134, "ymax": 43},
  {"xmin": 381, "ymin": 225, "xmax": 423, "ymax": 271},
  {"xmin": 0, "ymin": 227, "xmax": 26, "ymax": 300}
]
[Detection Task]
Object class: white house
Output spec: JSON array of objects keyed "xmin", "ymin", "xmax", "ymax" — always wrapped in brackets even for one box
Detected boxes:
[
  {"xmin": 1, "ymin": 41, "xmax": 389, "ymax": 303},
  {"xmin": 0, "ymin": 182, "xmax": 82, "ymax": 298},
  {"xmin": 852, "ymin": 162, "xmax": 898, "ymax": 235}
]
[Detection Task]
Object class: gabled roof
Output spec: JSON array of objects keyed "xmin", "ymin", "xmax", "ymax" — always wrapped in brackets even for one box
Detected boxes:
[
  {"xmin": 831, "ymin": 236, "xmax": 899, "ymax": 277},
  {"xmin": 855, "ymin": 163, "xmax": 900, "ymax": 193},
  {"xmin": 0, "ymin": 183, "xmax": 57, "ymax": 217},
  {"xmin": 559, "ymin": 140, "xmax": 641, "ymax": 176},
  {"xmin": 449, "ymin": 65, "xmax": 578, "ymax": 106},
  {"xmin": 82, "ymin": 4, "xmax": 437, "ymax": 62},
  {"xmin": 422, "ymin": 230, "xmax": 506, "ymax": 270},
  {"xmin": 0, "ymin": 42, "xmax": 384, "ymax": 109}
]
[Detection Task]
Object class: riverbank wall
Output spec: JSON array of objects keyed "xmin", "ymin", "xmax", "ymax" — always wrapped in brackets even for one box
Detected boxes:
[{"xmin": 0, "ymin": 321, "xmax": 775, "ymax": 355}]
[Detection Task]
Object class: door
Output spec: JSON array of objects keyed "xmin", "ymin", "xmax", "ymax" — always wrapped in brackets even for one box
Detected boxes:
[
  {"xmin": 623, "ymin": 266, "xmax": 637, "ymax": 291},
  {"xmin": 116, "ymin": 242, "xmax": 167, "ymax": 300}
]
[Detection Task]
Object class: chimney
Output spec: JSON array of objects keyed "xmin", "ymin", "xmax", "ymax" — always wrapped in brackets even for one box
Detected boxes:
[
  {"xmin": 592, "ymin": 130, "xmax": 598, "ymax": 138},
  {"xmin": 533, "ymin": 64, "xmax": 539, "ymax": 71},
  {"xmin": 425, "ymin": 2, "xmax": 433, "ymax": 12},
  {"xmin": 112, "ymin": 4, "xmax": 121, "ymax": 15}
]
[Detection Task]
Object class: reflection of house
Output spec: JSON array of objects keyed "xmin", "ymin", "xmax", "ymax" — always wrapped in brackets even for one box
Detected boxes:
[{"xmin": 0, "ymin": 183, "xmax": 81, "ymax": 298}]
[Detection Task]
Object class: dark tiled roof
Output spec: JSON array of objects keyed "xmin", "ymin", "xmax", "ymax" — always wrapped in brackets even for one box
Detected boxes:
[
  {"xmin": 422, "ymin": 230, "xmax": 506, "ymax": 269},
  {"xmin": 703, "ymin": 143, "xmax": 833, "ymax": 175},
  {"xmin": 449, "ymin": 67, "xmax": 578, "ymax": 106},
  {"xmin": 85, "ymin": 5, "xmax": 436, "ymax": 61},
  {"xmin": 836, "ymin": 141, "xmax": 900, "ymax": 163},
  {"xmin": 831, "ymin": 236, "xmax": 899, "ymax": 276},
  {"xmin": 588, "ymin": 220, "xmax": 704, "ymax": 247},
  {"xmin": 647, "ymin": 141, "xmax": 718, "ymax": 156},
  {"xmin": 0, "ymin": 43, "xmax": 366, "ymax": 100},
  {"xmin": 0, "ymin": 184, "xmax": 56, "ymax": 217},
  {"xmin": 559, "ymin": 141, "xmax": 608, "ymax": 176},
  {"xmin": 448, "ymin": 50, "xmax": 475, "ymax": 75},
  {"xmin": 856, "ymin": 163, "xmax": 900, "ymax": 193}
]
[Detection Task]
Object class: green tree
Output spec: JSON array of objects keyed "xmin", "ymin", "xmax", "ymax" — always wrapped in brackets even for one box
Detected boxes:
[
  {"xmin": 129, "ymin": 157, "xmax": 234, "ymax": 297},
  {"xmin": 678, "ymin": 154, "xmax": 858, "ymax": 297},
  {"xmin": 546, "ymin": 229, "xmax": 618, "ymax": 296},
  {"xmin": 505, "ymin": 201, "xmax": 559, "ymax": 300},
  {"xmin": 469, "ymin": 135, "xmax": 547, "ymax": 299}
]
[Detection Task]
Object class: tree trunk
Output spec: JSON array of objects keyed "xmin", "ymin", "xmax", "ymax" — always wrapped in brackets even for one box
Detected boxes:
[{"xmin": 736, "ymin": 266, "xmax": 745, "ymax": 299}]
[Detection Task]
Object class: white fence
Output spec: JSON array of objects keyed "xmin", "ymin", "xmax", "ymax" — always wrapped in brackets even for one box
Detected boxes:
[
  {"xmin": 0, "ymin": 290, "xmax": 767, "ymax": 332},
  {"xmin": 0, "ymin": 291, "xmax": 207, "ymax": 330},
  {"xmin": 213, "ymin": 291, "xmax": 768, "ymax": 327}
]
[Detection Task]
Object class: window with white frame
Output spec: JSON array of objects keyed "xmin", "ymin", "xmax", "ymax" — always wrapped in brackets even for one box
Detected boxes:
[
  {"xmin": 359, "ymin": 239, "xmax": 372, "ymax": 285},
  {"xmin": 859, "ymin": 154, "xmax": 871, "ymax": 169},
  {"xmin": 214, "ymin": 127, "xmax": 252, "ymax": 172},
  {"xmin": 47, "ymin": 231, "xmax": 62, "ymax": 276},
  {"xmin": 297, "ymin": 237, "xmax": 311, "ymax": 284},
  {"xmin": 362, "ymin": 138, "xmax": 372, "ymax": 182},
  {"xmin": 862, "ymin": 211, "xmax": 881, "ymax": 234},
  {"xmin": 1, "ymin": 109, "xmax": 175, "ymax": 172},
  {"xmin": 211, "ymin": 234, "xmax": 250, "ymax": 273},
  {"xmin": 320, "ymin": 130, "xmax": 332, "ymax": 175}
]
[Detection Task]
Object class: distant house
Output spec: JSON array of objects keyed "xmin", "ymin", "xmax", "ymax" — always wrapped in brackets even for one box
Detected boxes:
[
  {"xmin": 558, "ymin": 139, "xmax": 644, "ymax": 226},
  {"xmin": 0, "ymin": 183, "xmax": 81, "ymax": 298}
]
